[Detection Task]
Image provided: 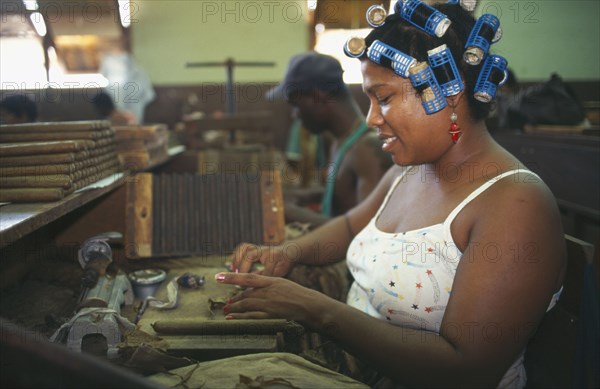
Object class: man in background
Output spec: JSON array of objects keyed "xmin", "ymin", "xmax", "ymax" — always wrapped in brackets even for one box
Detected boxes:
[
  {"xmin": 0, "ymin": 94, "xmax": 37, "ymax": 124},
  {"xmin": 92, "ymin": 92, "xmax": 137, "ymax": 126},
  {"xmin": 269, "ymin": 52, "xmax": 392, "ymax": 228}
]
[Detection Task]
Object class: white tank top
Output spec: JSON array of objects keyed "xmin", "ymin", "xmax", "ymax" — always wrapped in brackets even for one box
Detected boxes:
[{"xmin": 346, "ymin": 168, "xmax": 561, "ymax": 388}]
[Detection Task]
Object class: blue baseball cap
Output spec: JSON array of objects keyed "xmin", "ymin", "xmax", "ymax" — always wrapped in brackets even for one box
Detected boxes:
[{"xmin": 267, "ymin": 52, "xmax": 347, "ymax": 101}]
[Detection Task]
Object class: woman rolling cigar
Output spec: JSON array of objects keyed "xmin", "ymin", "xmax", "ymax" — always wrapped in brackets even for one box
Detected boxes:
[{"xmin": 221, "ymin": 3, "xmax": 565, "ymax": 387}]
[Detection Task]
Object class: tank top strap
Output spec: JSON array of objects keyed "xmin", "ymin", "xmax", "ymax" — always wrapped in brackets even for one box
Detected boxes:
[
  {"xmin": 443, "ymin": 169, "xmax": 541, "ymax": 227},
  {"xmin": 374, "ymin": 167, "xmax": 414, "ymax": 219}
]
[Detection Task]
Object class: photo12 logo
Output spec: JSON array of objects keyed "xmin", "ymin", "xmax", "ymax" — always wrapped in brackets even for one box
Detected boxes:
[
  {"xmin": 200, "ymin": 1, "xmax": 305, "ymax": 23},
  {"xmin": 1, "ymin": 1, "xmax": 139, "ymax": 26},
  {"xmin": 479, "ymin": 1, "xmax": 540, "ymax": 24}
]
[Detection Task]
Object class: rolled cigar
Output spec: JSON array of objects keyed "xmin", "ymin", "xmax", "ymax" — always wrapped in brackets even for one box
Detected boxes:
[
  {"xmin": 0, "ymin": 150, "xmax": 92, "ymax": 167},
  {"xmin": 73, "ymin": 164, "xmax": 120, "ymax": 191},
  {"xmin": 0, "ymin": 153, "xmax": 77, "ymax": 166},
  {"xmin": 89, "ymin": 145, "xmax": 117, "ymax": 158},
  {"xmin": 151, "ymin": 319, "xmax": 303, "ymax": 336},
  {"xmin": 93, "ymin": 137, "xmax": 117, "ymax": 148},
  {"xmin": 0, "ymin": 120, "xmax": 110, "ymax": 133},
  {"xmin": 0, "ymin": 152, "xmax": 117, "ymax": 177},
  {"xmin": 0, "ymin": 188, "xmax": 64, "ymax": 202},
  {"xmin": 0, "ymin": 164, "xmax": 78, "ymax": 177},
  {"xmin": 0, "ymin": 129, "xmax": 112, "ymax": 142},
  {"xmin": 0, "ymin": 140, "xmax": 95, "ymax": 156},
  {"xmin": 0, "ymin": 174, "xmax": 73, "ymax": 189}
]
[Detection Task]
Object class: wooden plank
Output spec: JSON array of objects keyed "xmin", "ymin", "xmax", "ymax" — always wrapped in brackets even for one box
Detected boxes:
[
  {"xmin": 260, "ymin": 170, "xmax": 285, "ymax": 244},
  {"xmin": 125, "ymin": 173, "xmax": 153, "ymax": 258},
  {"xmin": 53, "ymin": 185, "xmax": 126, "ymax": 248}
]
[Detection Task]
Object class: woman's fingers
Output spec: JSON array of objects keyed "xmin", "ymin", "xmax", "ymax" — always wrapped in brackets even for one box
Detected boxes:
[
  {"xmin": 224, "ymin": 296, "xmax": 276, "ymax": 320},
  {"xmin": 230, "ymin": 243, "xmax": 261, "ymax": 273},
  {"xmin": 217, "ymin": 276, "xmax": 305, "ymax": 323},
  {"xmin": 215, "ymin": 272, "xmax": 273, "ymax": 288},
  {"xmin": 228, "ymin": 285, "xmax": 269, "ymax": 304}
]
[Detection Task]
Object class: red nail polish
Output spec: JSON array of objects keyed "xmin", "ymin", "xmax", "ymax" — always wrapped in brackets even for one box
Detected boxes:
[{"xmin": 223, "ymin": 305, "xmax": 229, "ymax": 313}]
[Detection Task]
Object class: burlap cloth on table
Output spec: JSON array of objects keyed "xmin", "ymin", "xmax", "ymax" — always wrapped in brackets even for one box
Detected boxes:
[{"xmin": 148, "ymin": 352, "xmax": 369, "ymax": 389}]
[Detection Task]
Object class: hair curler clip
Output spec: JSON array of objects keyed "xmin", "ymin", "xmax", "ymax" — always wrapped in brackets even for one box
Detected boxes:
[
  {"xmin": 367, "ymin": 40, "xmax": 416, "ymax": 78},
  {"xmin": 427, "ymin": 44, "xmax": 464, "ymax": 96},
  {"xmin": 464, "ymin": 14, "xmax": 502, "ymax": 65},
  {"xmin": 395, "ymin": 0, "xmax": 451, "ymax": 38},
  {"xmin": 446, "ymin": 0, "xmax": 478, "ymax": 12},
  {"xmin": 344, "ymin": 37, "xmax": 367, "ymax": 58},
  {"xmin": 366, "ymin": 4, "xmax": 388, "ymax": 28},
  {"xmin": 409, "ymin": 62, "xmax": 447, "ymax": 114},
  {"xmin": 474, "ymin": 54, "xmax": 508, "ymax": 103}
]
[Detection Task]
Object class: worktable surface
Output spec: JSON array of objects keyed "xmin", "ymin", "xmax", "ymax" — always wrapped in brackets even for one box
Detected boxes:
[
  {"xmin": 135, "ymin": 256, "xmax": 236, "ymax": 334},
  {"xmin": 131, "ymin": 256, "xmax": 286, "ymax": 360}
]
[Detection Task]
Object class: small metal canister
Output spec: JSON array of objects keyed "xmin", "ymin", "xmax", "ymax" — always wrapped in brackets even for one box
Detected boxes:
[{"xmin": 128, "ymin": 269, "xmax": 167, "ymax": 300}]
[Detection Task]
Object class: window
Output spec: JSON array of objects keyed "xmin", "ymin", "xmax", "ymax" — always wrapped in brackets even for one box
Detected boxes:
[
  {"xmin": 0, "ymin": 0, "xmax": 128, "ymax": 90},
  {"xmin": 310, "ymin": 0, "xmax": 394, "ymax": 84}
]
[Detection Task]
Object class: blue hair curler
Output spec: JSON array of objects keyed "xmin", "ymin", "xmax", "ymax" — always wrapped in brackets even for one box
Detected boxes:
[
  {"xmin": 367, "ymin": 40, "xmax": 416, "ymax": 78},
  {"xmin": 427, "ymin": 44, "xmax": 464, "ymax": 96},
  {"xmin": 396, "ymin": 0, "xmax": 451, "ymax": 38},
  {"xmin": 464, "ymin": 14, "xmax": 502, "ymax": 65},
  {"xmin": 408, "ymin": 62, "xmax": 447, "ymax": 114},
  {"xmin": 474, "ymin": 54, "xmax": 508, "ymax": 103}
]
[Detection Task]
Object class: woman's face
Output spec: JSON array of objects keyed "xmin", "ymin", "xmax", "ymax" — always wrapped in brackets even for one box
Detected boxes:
[{"xmin": 361, "ymin": 60, "xmax": 453, "ymax": 166}]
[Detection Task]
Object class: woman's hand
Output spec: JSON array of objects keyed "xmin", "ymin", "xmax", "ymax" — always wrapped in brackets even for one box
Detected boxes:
[
  {"xmin": 215, "ymin": 272, "xmax": 330, "ymax": 329},
  {"xmin": 228, "ymin": 243, "xmax": 297, "ymax": 277}
]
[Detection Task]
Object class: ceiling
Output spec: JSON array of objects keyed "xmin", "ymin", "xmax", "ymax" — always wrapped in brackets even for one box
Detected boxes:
[
  {"xmin": 37, "ymin": 0, "xmax": 123, "ymax": 38},
  {"xmin": 0, "ymin": 0, "xmax": 127, "ymax": 71},
  {"xmin": 314, "ymin": 0, "xmax": 391, "ymax": 29}
]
